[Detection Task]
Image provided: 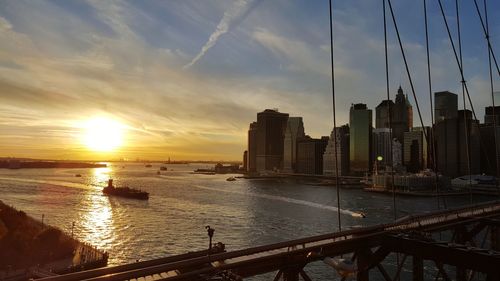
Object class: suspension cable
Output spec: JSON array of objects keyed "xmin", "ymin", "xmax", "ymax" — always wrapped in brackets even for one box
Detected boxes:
[
  {"xmin": 328, "ymin": 0, "xmax": 342, "ymax": 232},
  {"xmin": 386, "ymin": 0, "xmax": 429, "ymax": 142},
  {"xmin": 483, "ymin": 0, "xmax": 500, "ymax": 196},
  {"xmin": 455, "ymin": 0, "xmax": 473, "ymax": 204},
  {"xmin": 472, "ymin": 0, "xmax": 500, "ymax": 78},
  {"xmin": 382, "ymin": 0, "xmax": 397, "ymax": 221},
  {"xmin": 423, "ymin": 0, "xmax": 444, "ymax": 210}
]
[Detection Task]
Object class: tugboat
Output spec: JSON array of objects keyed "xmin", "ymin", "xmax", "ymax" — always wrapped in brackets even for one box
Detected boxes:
[{"xmin": 103, "ymin": 179, "xmax": 149, "ymax": 200}]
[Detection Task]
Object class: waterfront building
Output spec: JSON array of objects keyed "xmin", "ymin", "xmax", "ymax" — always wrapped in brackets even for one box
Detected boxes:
[
  {"xmin": 255, "ymin": 109, "xmax": 289, "ymax": 172},
  {"xmin": 247, "ymin": 122, "xmax": 258, "ymax": 172},
  {"xmin": 349, "ymin": 103, "xmax": 372, "ymax": 174},
  {"xmin": 243, "ymin": 150, "xmax": 248, "ymax": 171},
  {"xmin": 480, "ymin": 124, "xmax": 500, "ymax": 175},
  {"xmin": 296, "ymin": 136, "xmax": 329, "ymax": 175},
  {"xmin": 392, "ymin": 138, "xmax": 403, "ymax": 168},
  {"xmin": 323, "ymin": 125, "xmax": 349, "ymax": 176},
  {"xmin": 435, "ymin": 91, "xmax": 458, "ymax": 122},
  {"xmin": 403, "ymin": 127, "xmax": 430, "ymax": 172},
  {"xmin": 372, "ymin": 128, "xmax": 392, "ymax": 168},
  {"xmin": 283, "ymin": 117, "xmax": 305, "ymax": 173},
  {"xmin": 434, "ymin": 107, "xmax": 480, "ymax": 177}
]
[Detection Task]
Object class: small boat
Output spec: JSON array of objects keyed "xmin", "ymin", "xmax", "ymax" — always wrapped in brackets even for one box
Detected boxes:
[
  {"xmin": 157, "ymin": 171, "xmax": 161, "ymax": 175},
  {"xmin": 103, "ymin": 179, "xmax": 149, "ymax": 200},
  {"xmin": 160, "ymin": 166, "xmax": 167, "ymax": 171},
  {"xmin": 226, "ymin": 177, "xmax": 236, "ymax": 181},
  {"xmin": 75, "ymin": 174, "xmax": 82, "ymax": 177},
  {"xmin": 145, "ymin": 164, "xmax": 152, "ymax": 168}
]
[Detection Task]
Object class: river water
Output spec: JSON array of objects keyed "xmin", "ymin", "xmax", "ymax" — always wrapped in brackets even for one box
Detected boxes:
[{"xmin": 0, "ymin": 163, "xmax": 490, "ymax": 280}]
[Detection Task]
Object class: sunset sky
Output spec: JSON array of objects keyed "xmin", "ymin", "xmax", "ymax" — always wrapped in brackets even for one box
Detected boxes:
[{"xmin": 0, "ymin": 0, "xmax": 499, "ymax": 161}]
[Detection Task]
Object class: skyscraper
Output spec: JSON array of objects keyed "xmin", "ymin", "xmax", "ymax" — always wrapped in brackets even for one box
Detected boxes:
[
  {"xmin": 435, "ymin": 91, "xmax": 458, "ymax": 122},
  {"xmin": 403, "ymin": 127, "xmax": 429, "ymax": 172},
  {"xmin": 375, "ymin": 100, "xmax": 394, "ymax": 129},
  {"xmin": 349, "ymin": 103, "xmax": 372, "ymax": 174},
  {"xmin": 247, "ymin": 122, "xmax": 258, "ymax": 173},
  {"xmin": 283, "ymin": 117, "xmax": 305, "ymax": 173},
  {"xmin": 323, "ymin": 125, "xmax": 350, "ymax": 176},
  {"xmin": 372, "ymin": 128, "xmax": 392, "ymax": 168},
  {"xmin": 434, "ymin": 93, "xmax": 480, "ymax": 177},
  {"xmin": 392, "ymin": 86, "xmax": 413, "ymax": 144},
  {"xmin": 296, "ymin": 136, "xmax": 329, "ymax": 175},
  {"xmin": 255, "ymin": 109, "xmax": 289, "ymax": 172}
]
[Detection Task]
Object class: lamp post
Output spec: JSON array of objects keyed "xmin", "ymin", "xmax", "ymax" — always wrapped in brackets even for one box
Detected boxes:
[{"xmin": 205, "ymin": 225, "xmax": 215, "ymax": 253}]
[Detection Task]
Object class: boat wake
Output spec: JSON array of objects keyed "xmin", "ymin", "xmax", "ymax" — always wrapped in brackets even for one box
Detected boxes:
[{"xmin": 192, "ymin": 184, "xmax": 364, "ymax": 218}]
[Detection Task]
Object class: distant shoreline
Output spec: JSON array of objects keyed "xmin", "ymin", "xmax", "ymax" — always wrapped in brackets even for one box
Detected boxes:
[{"xmin": 0, "ymin": 161, "xmax": 106, "ymax": 169}]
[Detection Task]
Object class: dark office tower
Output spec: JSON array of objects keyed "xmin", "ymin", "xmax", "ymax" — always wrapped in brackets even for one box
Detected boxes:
[
  {"xmin": 481, "ymin": 105, "xmax": 500, "ymax": 175},
  {"xmin": 392, "ymin": 86, "xmax": 413, "ymax": 144},
  {"xmin": 375, "ymin": 100, "xmax": 394, "ymax": 129},
  {"xmin": 247, "ymin": 122, "xmax": 258, "ymax": 173},
  {"xmin": 283, "ymin": 117, "xmax": 305, "ymax": 173},
  {"xmin": 457, "ymin": 110, "xmax": 480, "ymax": 175},
  {"xmin": 480, "ymin": 124, "xmax": 500, "ymax": 175},
  {"xmin": 484, "ymin": 106, "xmax": 500, "ymax": 125},
  {"xmin": 243, "ymin": 151, "xmax": 248, "ymax": 171},
  {"xmin": 296, "ymin": 136, "xmax": 329, "ymax": 175},
  {"xmin": 403, "ymin": 127, "xmax": 430, "ymax": 172},
  {"xmin": 323, "ymin": 125, "xmax": 350, "ymax": 176},
  {"xmin": 435, "ymin": 91, "xmax": 458, "ymax": 122},
  {"xmin": 349, "ymin": 103, "xmax": 372, "ymax": 174},
  {"xmin": 255, "ymin": 109, "xmax": 289, "ymax": 172},
  {"xmin": 372, "ymin": 128, "xmax": 392, "ymax": 168},
  {"xmin": 434, "ymin": 109, "xmax": 480, "ymax": 177}
]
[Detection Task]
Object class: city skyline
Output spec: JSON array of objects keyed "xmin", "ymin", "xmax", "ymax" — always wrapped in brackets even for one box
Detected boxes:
[{"xmin": 0, "ymin": 0, "xmax": 499, "ymax": 160}]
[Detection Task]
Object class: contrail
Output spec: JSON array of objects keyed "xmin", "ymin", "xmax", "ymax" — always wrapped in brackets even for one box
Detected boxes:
[{"xmin": 183, "ymin": 0, "xmax": 261, "ymax": 69}]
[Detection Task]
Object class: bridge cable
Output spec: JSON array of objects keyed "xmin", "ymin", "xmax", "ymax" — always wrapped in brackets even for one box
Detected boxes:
[
  {"xmin": 328, "ymin": 0, "xmax": 342, "ymax": 232},
  {"xmin": 382, "ymin": 0, "xmax": 397, "ymax": 221},
  {"xmin": 437, "ymin": 0, "xmax": 496, "ymax": 205},
  {"xmin": 482, "ymin": 0, "xmax": 500, "ymax": 196},
  {"xmin": 385, "ymin": 0, "xmax": 429, "ymax": 144},
  {"xmin": 423, "ymin": 0, "xmax": 444, "ymax": 210},
  {"xmin": 472, "ymin": 0, "xmax": 500, "ymax": 78},
  {"xmin": 455, "ymin": 0, "xmax": 474, "ymax": 205}
]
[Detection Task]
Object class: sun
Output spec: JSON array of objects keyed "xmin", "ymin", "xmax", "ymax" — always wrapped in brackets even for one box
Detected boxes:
[{"xmin": 83, "ymin": 118, "xmax": 124, "ymax": 152}]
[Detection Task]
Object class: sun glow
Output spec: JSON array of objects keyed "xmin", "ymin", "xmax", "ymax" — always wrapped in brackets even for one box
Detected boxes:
[{"xmin": 83, "ymin": 118, "xmax": 124, "ymax": 152}]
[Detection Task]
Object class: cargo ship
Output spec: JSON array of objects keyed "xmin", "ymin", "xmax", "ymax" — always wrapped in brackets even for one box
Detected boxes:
[{"xmin": 102, "ymin": 179, "xmax": 149, "ymax": 200}]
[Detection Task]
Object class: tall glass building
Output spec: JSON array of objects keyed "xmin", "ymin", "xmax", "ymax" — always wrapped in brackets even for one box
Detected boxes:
[{"xmin": 349, "ymin": 103, "xmax": 372, "ymax": 174}]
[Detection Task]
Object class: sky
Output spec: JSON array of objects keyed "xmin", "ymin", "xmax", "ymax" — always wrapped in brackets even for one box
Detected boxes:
[{"xmin": 0, "ymin": 0, "xmax": 499, "ymax": 161}]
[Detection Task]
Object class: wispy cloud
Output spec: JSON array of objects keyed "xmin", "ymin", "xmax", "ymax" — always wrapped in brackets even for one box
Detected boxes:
[{"xmin": 183, "ymin": 0, "xmax": 262, "ymax": 69}]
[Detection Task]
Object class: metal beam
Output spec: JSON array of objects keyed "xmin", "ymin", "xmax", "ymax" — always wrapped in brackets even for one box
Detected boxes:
[{"xmin": 384, "ymin": 235, "xmax": 500, "ymax": 274}]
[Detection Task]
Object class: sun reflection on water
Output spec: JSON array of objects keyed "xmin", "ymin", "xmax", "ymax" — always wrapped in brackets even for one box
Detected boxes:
[
  {"xmin": 92, "ymin": 165, "xmax": 112, "ymax": 186},
  {"xmin": 79, "ymin": 193, "xmax": 115, "ymax": 249}
]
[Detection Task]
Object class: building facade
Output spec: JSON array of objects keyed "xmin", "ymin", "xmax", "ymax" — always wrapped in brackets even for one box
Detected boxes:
[
  {"xmin": 283, "ymin": 117, "xmax": 305, "ymax": 173},
  {"xmin": 349, "ymin": 103, "xmax": 373, "ymax": 174},
  {"xmin": 372, "ymin": 128, "xmax": 392, "ymax": 168},
  {"xmin": 403, "ymin": 127, "xmax": 429, "ymax": 172},
  {"xmin": 296, "ymin": 136, "xmax": 329, "ymax": 175},
  {"xmin": 255, "ymin": 109, "xmax": 289, "ymax": 172},
  {"xmin": 435, "ymin": 91, "xmax": 458, "ymax": 122},
  {"xmin": 323, "ymin": 125, "xmax": 350, "ymax": 176},
  {"xmin": 434, "ymin": 104, "xmax": 481, "ymax": 177},
  {"xmin": 392, "ymin": 86, "xmax": 413, "ymax": 145},
  {"xmin": 247, "ymin": 122, "xmax": 258, "ymax": 173}
]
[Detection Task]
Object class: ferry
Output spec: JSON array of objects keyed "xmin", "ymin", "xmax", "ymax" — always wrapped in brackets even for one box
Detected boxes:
[{"xmin": 103, "ymin": 179, "xmax": 149, "ymax": 200}]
